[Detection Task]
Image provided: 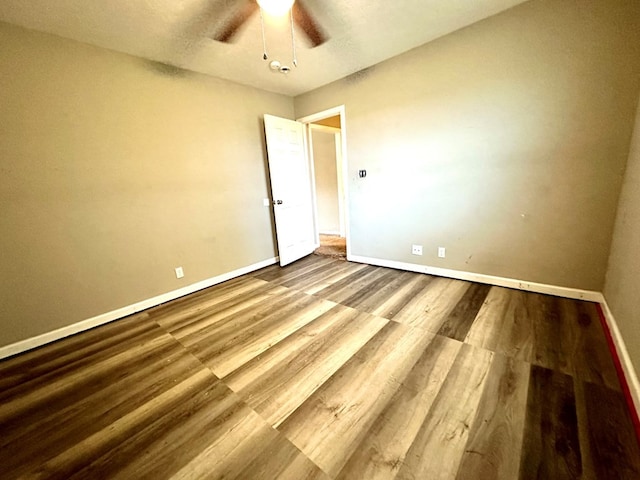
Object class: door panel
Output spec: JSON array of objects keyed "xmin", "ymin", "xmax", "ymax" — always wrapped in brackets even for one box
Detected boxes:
[{"xmin": 264, "ymin": 114, "xmax": 315, "ymax": 266}]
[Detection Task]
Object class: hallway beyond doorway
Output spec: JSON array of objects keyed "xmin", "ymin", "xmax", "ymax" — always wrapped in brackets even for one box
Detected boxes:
[{"xmin": 314, "ymin": 234, "xmax": 346, "ymax": 260}]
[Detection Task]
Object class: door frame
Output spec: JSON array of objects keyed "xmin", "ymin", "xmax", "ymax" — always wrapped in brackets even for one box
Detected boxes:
[{"xmin": 297, "ymin": 105, "xmax": 351, "ymax": 260}]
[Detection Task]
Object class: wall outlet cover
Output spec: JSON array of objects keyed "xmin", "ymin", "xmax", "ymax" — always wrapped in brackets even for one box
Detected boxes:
[
  {"xmin": 438, "ymin": 247, "xmax": 446, "ymax": 258},
  {"xmin": 175, "ymin": 267, "xmax": 184, "ymax": 278}
]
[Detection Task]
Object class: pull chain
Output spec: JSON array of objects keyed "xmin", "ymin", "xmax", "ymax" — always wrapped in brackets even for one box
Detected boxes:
[
  {"xmin": 290, "ymin": 8, "xmax": 297, "ymax": 67},
  {"xmin": 260, "ymin": 8, "xmax": 268, "ymax": 60}
]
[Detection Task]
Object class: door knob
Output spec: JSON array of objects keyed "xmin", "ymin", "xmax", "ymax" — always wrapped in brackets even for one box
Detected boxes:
[{"xmin": 275, "ymin": 200, "xmax": 283, "ymax": 205}]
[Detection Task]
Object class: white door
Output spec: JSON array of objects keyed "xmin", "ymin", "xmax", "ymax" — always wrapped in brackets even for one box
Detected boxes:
[{"xmin": 264, "ymin": 114, "xmax": 316, "ymax": 266}]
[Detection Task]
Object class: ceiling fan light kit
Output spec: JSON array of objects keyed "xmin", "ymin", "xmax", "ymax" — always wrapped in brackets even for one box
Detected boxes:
[
  {"xmin": 256, "ymin": 0, "xmax": 295, "ymax": 17},
  {"xmin": 260, "ymin": 4, "xmax": 297, "ymax": 74},
  {"xmin": 211, "ymin": 0, "xmax": 328, "ymax": 57},
  {"xmin": 209, "ymin": 0, "xmax": 327, "ymax": 77}
]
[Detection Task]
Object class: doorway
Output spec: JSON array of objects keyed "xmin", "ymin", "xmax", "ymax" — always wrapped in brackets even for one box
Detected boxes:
[{"xmin": 297, "ymin": 106, "xmax": 350, "ymax": 261}]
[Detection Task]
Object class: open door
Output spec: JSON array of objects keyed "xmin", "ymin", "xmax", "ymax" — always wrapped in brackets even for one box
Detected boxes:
[{"xmin": 264, "ymin": 114, "xmax": 316, "ymax": 266}]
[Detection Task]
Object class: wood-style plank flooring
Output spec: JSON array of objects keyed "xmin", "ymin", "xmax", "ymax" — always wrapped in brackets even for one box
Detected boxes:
[{"xmin": 1, "ymin": 255, "xmax": 639, "ymax": 479}]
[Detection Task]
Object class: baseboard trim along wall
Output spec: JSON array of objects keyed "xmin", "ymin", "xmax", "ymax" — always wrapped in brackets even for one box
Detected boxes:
[
  {"xmin": 0, "ymin": 256, "xmax": 279, "ymax": 361},
  {"xmin": 347, "ymin": 255, "xmax": 602, "ymax": 301},
  {"xmin": 596, "ymin": 297, "xmax": 640, "ymax": 441}
]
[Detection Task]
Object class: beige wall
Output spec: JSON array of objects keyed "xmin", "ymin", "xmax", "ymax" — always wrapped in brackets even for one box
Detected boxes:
[
  {"xmin": 312, "ymin": 128, "xmax": 340, "ymax": 234},
  {"xmin": 0, "ymin": 22, "xmax": 293, "ymax": 348},
  {"xmin": 295, "ymin": 0, "xmax": 640, "ymax": 290},
  {"xmin": 604, "ymin": 96, "xmax": 640, "ymax": 374}
]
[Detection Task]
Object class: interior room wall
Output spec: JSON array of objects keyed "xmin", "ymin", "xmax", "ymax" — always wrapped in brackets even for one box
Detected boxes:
[
  {"xmin": 604, "ymin": 96, "xmax": 640, "ymax": 374},
  {"xmin": 311, "ymin": 128, "xmax": 340, "ymax": 234},
  {"xmin": 295, "ymin": 0, "xmax": 640, "ymax": 291},
  {"xmin": 0, "ymin": 22, "xmax": 293, "ymax": 349}
]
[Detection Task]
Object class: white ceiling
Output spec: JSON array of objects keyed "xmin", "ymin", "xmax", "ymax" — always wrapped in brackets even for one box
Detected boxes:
[{"xmin": 0, "ymin": 0, "xmax": 529, "ymax": 96}]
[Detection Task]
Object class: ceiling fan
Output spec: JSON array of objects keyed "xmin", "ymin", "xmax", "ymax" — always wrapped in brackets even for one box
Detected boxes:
[{"xmin": 212, "ymin": 0, "xmax": 327, "ymax": 47}]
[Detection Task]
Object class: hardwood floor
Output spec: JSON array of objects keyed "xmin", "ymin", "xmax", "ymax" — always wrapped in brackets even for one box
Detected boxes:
[{"xmin": 1, "ymin": 255, "xmax": 639, "ymax": 479}]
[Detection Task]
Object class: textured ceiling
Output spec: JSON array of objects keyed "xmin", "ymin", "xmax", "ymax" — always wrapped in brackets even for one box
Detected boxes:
[{"xmin": 0, "ymin": 0, "xmax": 529, "ymax": 96}]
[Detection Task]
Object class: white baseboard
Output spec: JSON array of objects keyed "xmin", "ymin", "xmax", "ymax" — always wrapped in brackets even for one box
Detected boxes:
[
  {"xmin": 0, "ymin": 257, "xmax": 279, "ymax": 360},
  {"xmin": 348, "ymin": 255, "xmax": 424, "ymax": 274},
  {"xmin": 319, "ymin": 230, "xmax": 342, "ymax": 236},
  {"xmin": 596, "ymin": 295, "xmax": 640, "ymax": 421},
  {"xmin": 347, "ymin": 255, "xmax": 602, "ymax": 302}
]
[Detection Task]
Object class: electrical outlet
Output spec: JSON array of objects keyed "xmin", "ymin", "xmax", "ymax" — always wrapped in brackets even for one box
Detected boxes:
[
  {"xmin": 175, "ymin": 267, "xmax": 184, "ymax": 279},
  {"xmin": 438, "ymin": 247, "xmax": 446, "ymax": 258},
  {"xmin": 412, "ymin": 244, "xmax": 423, "ymax": 256}
]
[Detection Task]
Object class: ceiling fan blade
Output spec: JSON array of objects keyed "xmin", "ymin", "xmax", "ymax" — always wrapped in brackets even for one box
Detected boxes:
[
  {"xmin": 293, "ymin": 1, "xmax": 327, "ymax": 47},
  {"xmin": 212, "ymin": 0, "xmax": 259, "ymax": 43}
]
